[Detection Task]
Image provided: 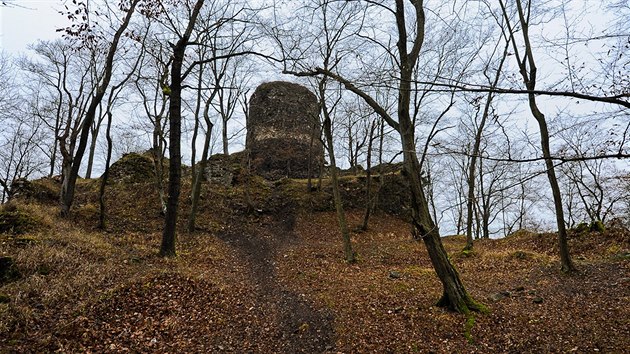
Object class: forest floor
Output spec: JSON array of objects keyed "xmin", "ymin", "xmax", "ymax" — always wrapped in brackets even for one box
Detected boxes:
[{"xmin": 0, "ymin": 177, "xmax": 629, "ymax": 353}]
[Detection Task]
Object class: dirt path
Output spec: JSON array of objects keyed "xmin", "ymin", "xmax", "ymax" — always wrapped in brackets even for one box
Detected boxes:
[
  {"xmin": 30, "ymin": 203, "xmax": 336, "ymax": 353},
  {"xmin": 217, "ymin": 200, "xmax": 335, "ymax": 353}
]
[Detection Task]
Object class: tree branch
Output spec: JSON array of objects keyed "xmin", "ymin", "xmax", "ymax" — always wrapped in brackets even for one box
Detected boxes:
[
  {"xmin": 284, "ymin": 67, "xmax": 400, "ymax": 132},
  {"xmin": 408, "ymin": 80, "xmax": 630, "ymax": 108},
  {"xmin": 182, "ymin": 51, "xmax": 282, "ymax": 81}
]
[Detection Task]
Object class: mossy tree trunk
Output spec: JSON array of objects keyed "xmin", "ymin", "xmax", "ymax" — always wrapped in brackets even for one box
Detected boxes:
[
  {"xmin": 393, "ymin": 0, "xmax": 483, "ymax": 312},
  {"xmin": 399, "ymin": 117, "xmax": 484, "ymax": 312}
]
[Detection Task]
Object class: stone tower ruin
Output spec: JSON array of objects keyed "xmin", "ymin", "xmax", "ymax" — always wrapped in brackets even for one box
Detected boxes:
[{"xmin": 246, "ymin": 81, "xmax": 323, "ymax": 180}]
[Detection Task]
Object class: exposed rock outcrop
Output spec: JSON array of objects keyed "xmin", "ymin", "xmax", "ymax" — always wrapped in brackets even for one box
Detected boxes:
[{"xmin": 107, "ymin": 152, "xmax": 155, "ymax": 184}]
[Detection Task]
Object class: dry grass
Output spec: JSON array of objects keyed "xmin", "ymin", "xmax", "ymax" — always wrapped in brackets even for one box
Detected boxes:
[
  {"xmin": 1, "ymin": 174, "xmax": 628, "ymax": 352},
  {"xmin": 0, "ymin": 199, "xmax": 227, "ymax": 343}
]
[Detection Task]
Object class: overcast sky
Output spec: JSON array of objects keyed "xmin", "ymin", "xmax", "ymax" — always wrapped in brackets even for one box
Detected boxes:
[{"xmin": 0, "ymin": 0, "xmax": 66, "ymax": 54}]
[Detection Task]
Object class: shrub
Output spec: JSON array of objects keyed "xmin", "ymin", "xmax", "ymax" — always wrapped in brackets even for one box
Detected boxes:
[
  {"xmin": 589, "ymin": 220, "xmax": 605, "ymax": 233},
  {"xmin": 574, "ymin": 222, "xmax": 589, "ymax": 233}
]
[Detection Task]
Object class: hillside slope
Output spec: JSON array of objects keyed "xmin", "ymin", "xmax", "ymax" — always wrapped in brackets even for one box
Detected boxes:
[{"xmin": 0, "ymin": 170, "xmax": 628, "ymax": 352}]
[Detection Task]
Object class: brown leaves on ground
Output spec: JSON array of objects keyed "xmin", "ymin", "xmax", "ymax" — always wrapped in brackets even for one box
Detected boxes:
[
  {"xmin": 285, "ymin": 211, "xmax": 629, "ymax": 352},
  {"xmin": 0, "ymin": 186, "xmax": 628, "ymax": 352}
]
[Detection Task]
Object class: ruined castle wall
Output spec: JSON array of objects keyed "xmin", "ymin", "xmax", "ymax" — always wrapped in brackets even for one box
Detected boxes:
[{"xmin": 246, "ymin": 81, "xmax": 323, "ymax": 180}]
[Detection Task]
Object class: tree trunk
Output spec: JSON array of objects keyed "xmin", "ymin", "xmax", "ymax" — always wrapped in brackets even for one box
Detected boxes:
[
  {"xmin": 465, "ymin": 42, "xmax": 509, "ymax": 249},
  {"xmin": 222, "ymin": 119, "xmax": 229, "ymax": 155},
  {"xmin": 465, "ymin": 121, "xmax": 484, "ymax": 247},
  {"xmin": 529, "ymin": 96, "xmax": 575, "ymax": 272},
  {"xmin": 394, "ymin": 0, "xmax": 482, "ymax": 312},
  {"xmin": 98, "ymin": 111, "xmax": 114, "ymax": 229},
  {"xmin": 160, "ymin": 0, "xmax": 205, "ymax": 257},
  {"xmin": 482, "ymin": 194, "xmax": 491, "ymax": 239},
  {"xmin": 187, "ymin": 128, "xmax": 211, "ymax": 233},
  {"xmin": 85, "ymin": 127, "xmax": 99, "ymax": 179},
  {"xmin": 59, "ymin": 158, "xmax": 73, "ymax": 216},
  {"xmin": 161, "ymin": 44, "xmax": 185, "ymax": 257},
  {"xmin": 49, "ymin": 132, "xmax": 59, "ymax": 177},
  {"xmin": 307, "ymin": 119, "xmax": 317, "ymax": 192},
  {"xmin": 190, "ymin": 61, "xmax": 204, "ymax": 179},
  {"xmin": 504, "ymin": 0, "xmax": 576, "ymax": 272},
  {"xmin": 151, "ymin": 123, "xmax": 168, "ymax": 215},
  {"xmin": 188, "ymin": 119, "xmax": 213, "ymax": 233},
  {"xmin": 399, "ymin": 114, "xmax": 484, "ymax": 312},
  {"xmin": 298, "ymin": 0, "xmax": 482, "ymax": 313},
  {"xmin": 320, "ymin": 82, "xmax": 355, "ymax": 263},
  {"xmin": 361, "ymin": 120, "xmax": 378, "ymax": 231}
]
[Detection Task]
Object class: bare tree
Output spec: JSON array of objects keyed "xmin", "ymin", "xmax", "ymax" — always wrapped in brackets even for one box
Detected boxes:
[
  {"xmin": 187, "ymin": 3, "xmax": 264, "ymax": 231},
  {"xmin": 558, "ymin": 125, "xmax": 627, "ymax": 224},
  {"xmin": 132, "ymin": 35, "xmax": 173, "ymax": 214},
  {"xmin": 498, "ymin": 0, "xmax": 576, "ymax": 272},
  {"xmin": 57, "ymin": 0, "xmax": 141, "ymax": 216},
  {"xmin": 21, "ymin": 40, "xmax": 93, "ymax": 179},
  {"xmin": 210, "ymin": 56, "xmax": 253, "ymax": 156},
  {"xmin": 464, "ymin": 39, "xmax": 510, "ymax": 249},
  {"xmin": 98, "ymin": 36, "xmax": 147, "ymax": 229},
  {"xmin": 306, "ymin": 0, "xmax": 361, "ymax": 262},
  {"xmin": 319, "ymin": 80, "xmax": 356, "ymax": 263},
  {"xmin": 287, "ymin": 0, "xmax": 485, "ymax": 312},
  {"xmin": 0, "ymin": 120, "xmax": 47, "ymax": 203},
  {"xmin": 339, "ymin": 99, "xmax": 372, "ymax": 173},
  {"xmin": 152, "ymin": 0, "xmax": 206, "ymax": 257},
  {"xmin": 142, "ymin": 0, "xmax": 278, "ymax": 254},
  {"xmin": 187, "ymin": 94, "xmax": 216, "ymax": 233},
  {"xmin": 0, "ymin": 53, "xmax": 44, "ymax": 202},
  {"xmin": 360, "ymin": 117, "xmax": 380, "ymax": 231}
]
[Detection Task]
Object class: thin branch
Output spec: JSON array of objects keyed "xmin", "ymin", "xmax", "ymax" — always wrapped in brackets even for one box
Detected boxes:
[
  {"xmin": 182, "ymin": 50, "xmax": 282, "ymax": 80},
  {"xmin": 437, "ymin": 147, "xmax": 630, "ymax": 164}
]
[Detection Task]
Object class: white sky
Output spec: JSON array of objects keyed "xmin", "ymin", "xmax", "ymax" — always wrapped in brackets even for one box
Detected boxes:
[{"xmin": 0, "ymin": 0, "xmax": 66, "ymax": 54}]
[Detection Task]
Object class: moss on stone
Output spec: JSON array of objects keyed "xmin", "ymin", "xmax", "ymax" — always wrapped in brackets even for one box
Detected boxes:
[
  {"xmin": 461, "ymin": 249, "xmax": 474, "ymax": 257},
  {"xmin": 107, "ymin": 152, "xmax": 156, "ymax": 184},
  {"xmin": 0, "ymin": 204, "xmax": 37, "ymax": 235},
  {"xmin": 10, "ymin": 177, "xmax": 59, "ymax": 204}
]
